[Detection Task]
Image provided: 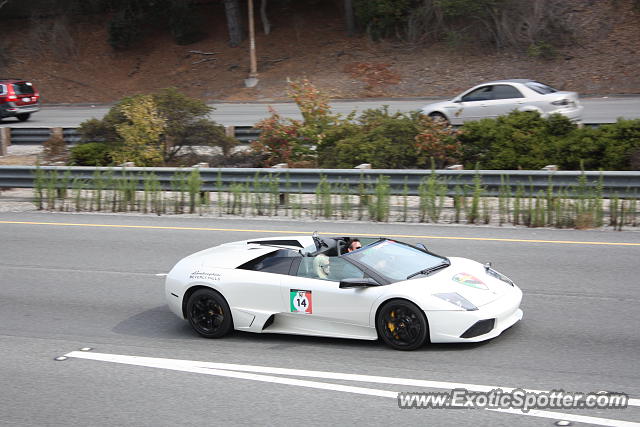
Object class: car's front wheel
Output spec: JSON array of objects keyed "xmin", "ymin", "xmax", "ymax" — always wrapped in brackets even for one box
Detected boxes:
[
  {"xmin": 428, "ymin": 112, "xmax": 449, "ymax": 125},
  {"xmin": 16, "ymin": 113, "xmax": 30, "ymax": 122},
  {"xmin": 186, "ymin": 288, "xmax": 233, "ymax": 338},
  {"xmin": 376, "ymin": 299, "xmax": 429, "ymax": 351}
]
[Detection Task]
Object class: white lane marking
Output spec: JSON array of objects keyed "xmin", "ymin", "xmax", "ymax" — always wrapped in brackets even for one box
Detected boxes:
[
  {"xmin": 65, "ymin": 351, "xmax": 639, "ymax": 427},
  {"xmin": 64, "ymin": 351, "xmax": 395, "ymax": 398},
  {"xmin": 64, "ymin": 351, "xmax": 640, "ymax": 408},
  {"xmin": 155, "ymin": 273, "xmax": 167, "ymax": 277}
]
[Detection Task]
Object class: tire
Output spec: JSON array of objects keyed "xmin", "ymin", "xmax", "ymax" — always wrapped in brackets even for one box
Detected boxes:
[
  {"xmin": 376, "ymin": 299, "xmax": 429, "ymax": 351},
  {"xmin": 428, "ymin": 112, "xmax": 449, "ymax": 125},
  {"xmin": 16, "ymin": 113, "xmax": 30, "ymax": 122},
  {"xmin": 186, "ymin": 288, "xmax": 233, "ymax": 338}
]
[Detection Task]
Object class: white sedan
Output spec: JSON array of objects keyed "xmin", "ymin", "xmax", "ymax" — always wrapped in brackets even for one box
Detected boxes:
[
  {"xmin": 420, "ymin": 79, "xmax": 583, "ymax": 125},
  {"xmin": 165, "ymin": 233, "xmax": 523, "ymax": 350}
]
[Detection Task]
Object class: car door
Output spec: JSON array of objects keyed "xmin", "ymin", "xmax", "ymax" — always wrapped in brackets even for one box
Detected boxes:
[
  {"xmin": 486, "ymin": 84, "xmax": 525, "ymax": 117},
  {"xmin": 458, "ymin": 85, "xmax": 494, "ymax": 121},
  {"xmin": 276, "ymin": 256, "xmax": 385, "ymax": 339}
]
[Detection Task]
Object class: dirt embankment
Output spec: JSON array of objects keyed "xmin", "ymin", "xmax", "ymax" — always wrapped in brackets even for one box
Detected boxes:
[{"xmin": 1, "ymin": 1, "xmax": 639, "ymax": 106}]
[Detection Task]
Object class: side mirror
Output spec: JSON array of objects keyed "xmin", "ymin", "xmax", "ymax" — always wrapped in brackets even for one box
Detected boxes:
[
  {"xmin": 415, "ymin": 243, "xmax": 428, "ymax": 251},
  {"xmin": 339, "ymin": 278, "xmax": 379, "ymax": 289}
]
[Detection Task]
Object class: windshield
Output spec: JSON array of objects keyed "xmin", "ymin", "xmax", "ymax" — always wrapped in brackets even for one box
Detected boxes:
[
  {"xmin": 12, "ymin": 82, "xmax": 35, "ymax": 95},
  {"xmin": 345, "ymin": 240, "xmax": 448, "ymax": 282},
  {"xmin": 525, "ymin": 81, "xmax": 557, "ymax": 94}
]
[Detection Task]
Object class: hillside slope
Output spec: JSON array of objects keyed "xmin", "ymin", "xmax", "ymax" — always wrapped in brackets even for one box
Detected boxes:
[{"xmin": 2, "ymin": 1, "xmax": 639, "ymax": 104}]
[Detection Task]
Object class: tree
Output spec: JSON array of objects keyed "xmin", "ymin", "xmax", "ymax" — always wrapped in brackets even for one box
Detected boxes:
[
  {"xmin": 114, "ymin": 95, "xmax": 166, "ymax": 166},
  {"xmin": 343, "ymin": 0, "xmax": 355, "ymax": 36},
  {"xmin": 76, "ymin": 88, "xmax": 237, "ymax": 166},
  {"xmin": 260, "ymin": 0, "xmax": 271, "ymax": 35},
  {"xmin": 224, "ymin": 0, "xmax": 245, "ymax": 47}
]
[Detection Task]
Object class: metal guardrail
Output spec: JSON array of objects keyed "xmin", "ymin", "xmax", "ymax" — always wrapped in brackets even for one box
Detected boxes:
[
  {"xmin": 1, "ymin": 121, "xmax": 616, "ymax": 146},
  {"xmin": 1, "ymin": 166, "xmax": 639, "ymax": 198},
  {"xmin": 5, "ymin": 126, "xmax": 261, "ymax": 145}
]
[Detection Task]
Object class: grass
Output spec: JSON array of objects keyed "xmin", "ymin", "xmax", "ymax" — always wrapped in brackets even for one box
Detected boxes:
[{"xmin": 31, "ymin": 167, "xmax": 639, "ymax": 230}]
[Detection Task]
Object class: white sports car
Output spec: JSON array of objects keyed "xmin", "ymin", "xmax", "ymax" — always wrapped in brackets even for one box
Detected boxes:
[{"xmin": 165, "ymin": 233, "xmax": 523, "ymax": 350}]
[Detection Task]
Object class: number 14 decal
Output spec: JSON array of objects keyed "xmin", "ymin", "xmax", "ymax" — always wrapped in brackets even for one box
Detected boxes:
[{"xmin": 290, "ymin": 289, "xmax": 312, "ymax": 314}]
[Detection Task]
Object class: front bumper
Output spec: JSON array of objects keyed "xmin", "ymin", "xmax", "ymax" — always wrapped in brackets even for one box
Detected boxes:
[
  {"xmin": 545, "ymin": 104, "xmax": 584, "ymax": 122},
  {"xmin": 427, "ymin": 287, "xmax": 523, "ymax": 343}
]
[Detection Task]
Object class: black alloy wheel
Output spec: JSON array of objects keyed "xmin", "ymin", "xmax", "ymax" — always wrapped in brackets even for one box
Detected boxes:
[
  {"xmin": 376, "ymin": 300, "xmax": 428, "ymax": 351},
  {"xmin": 187, "ymin": 288, "xmax": 233, "ymax": 338}
]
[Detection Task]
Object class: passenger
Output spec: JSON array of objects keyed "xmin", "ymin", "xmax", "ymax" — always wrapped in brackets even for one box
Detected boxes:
[{"xmin": 313, "ymin": 254, "xmax": 331, "ymax": 279}]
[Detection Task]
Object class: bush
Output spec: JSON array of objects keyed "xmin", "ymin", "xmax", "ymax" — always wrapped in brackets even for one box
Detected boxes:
[
  {"xmin": 252, "ymin": 79, "xmax": 345, "ymax": 167},
  {"xmin": 459, "ymin": 113, "xmax": 640, "ymax": 170},
  {"xmin": 76, "ymin": 88, "xmax": 235, "ymax": 166},
  {"xmin": 552, "ymin": 126, "xmax": 604, "ymax": 170},
  {"xmin": 326, "ymin": 108, "xmax": 423, "ymax": 169},
  {"xmin": 42, "ymin": 134, "xmax": 69, "ymax": 164},
  {"xmin": 252, "ymin": 110, "xmax": 310, "ymax": 167},
  {"xmin": 458, "ymin": 111, "xmax": 576, "ymax": 169},
  {"xmin": 598, "ymin": 119, "xmax": 640, "ymax": 170},
  {"xmin": 69, "ymin": 142, "xmax": 114, "ymax": 166}
]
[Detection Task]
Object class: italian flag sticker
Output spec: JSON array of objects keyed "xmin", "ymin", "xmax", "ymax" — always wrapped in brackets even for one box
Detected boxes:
[{"xmin": 290, "ymin": 289, "xmax": 313, "ymax": 314}]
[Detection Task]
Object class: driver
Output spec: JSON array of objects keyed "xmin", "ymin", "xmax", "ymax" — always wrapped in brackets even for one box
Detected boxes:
[{"xmin": 347, "ymin": 239, "xmax": 362, "ymax": 252}]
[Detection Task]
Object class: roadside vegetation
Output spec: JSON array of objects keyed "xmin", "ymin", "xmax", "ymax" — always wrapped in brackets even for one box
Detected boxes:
[
  {"xmin": 62, "ymin": 81, "xmax": 640, "ymax": 172},
  {"xmin": 31, "ymin": 166, "xmax": 638, "ymax": 230},
  {"xmin": 25, "ymin": 82, "xmax": 640, "ymax": 229},
  {"xmin": 0, "ymin": 0, "xmax": 583, "ymax": 57}
]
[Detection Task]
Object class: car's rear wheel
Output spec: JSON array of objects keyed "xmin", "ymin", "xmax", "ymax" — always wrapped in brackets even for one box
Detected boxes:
[
  {"xmin": 187, "ymin": 288, "xmax": 233, "ymax": 338},
  {"xmin": 16, "ymin": 113, "xmax": 30, "ymax": 122},
  {"xmin": 376, "ymin": 300, "xmax": 428, "ymax": 351},
  {"xmin": 428, "ymin": 112, "xmax": 449, "ymax": 125}
]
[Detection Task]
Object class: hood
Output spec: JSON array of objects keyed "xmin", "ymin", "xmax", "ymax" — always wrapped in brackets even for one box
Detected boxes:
[
  {"xmin": 400, "ymin": 257, "xmax": 516, "ymax": 308},
  {"xmin": 420, "ymin": 99, "xmax": 453, "ymax": 112}
]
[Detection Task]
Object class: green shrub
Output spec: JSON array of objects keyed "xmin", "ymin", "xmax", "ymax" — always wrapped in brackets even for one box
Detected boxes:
[
  {"xmin": 76, "ymin": 88, "xmax": 234, "ymax": 166},
  {"xmin": 69, "ymin": 142, "xmax": 114, "ymax": 166},
  {"xmin": 459, "ymin": 111, "xmax": 576, "ymax": 169},
  {"xmin": 328, "ymin": 108, "xmax": 422, "ymax": 169},
  {"xmin": 552, "ymin": 127, "xmax": 604, "ymax": 170},
  {"xmin": 599, "ymin": 119, "xmax": 640, "ymax": 170},
  {"xmin": 253, "ymin": 79, "xmax": 346, "ymax": 167}
]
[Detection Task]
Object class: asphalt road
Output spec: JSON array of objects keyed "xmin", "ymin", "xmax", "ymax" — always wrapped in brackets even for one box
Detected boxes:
[
  {"xmin": 1, "ymin": 212, "xmax": 639, "ymax": 427},
  {"xmin": 1, "ymin": 96, "xmax": 639, "ymax": 127}
]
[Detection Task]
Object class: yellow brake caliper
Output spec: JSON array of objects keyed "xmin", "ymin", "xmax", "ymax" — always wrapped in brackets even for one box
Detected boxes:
[{"xmin": 387, "ymin": 311, "xmax": 398, "ymax": 337}]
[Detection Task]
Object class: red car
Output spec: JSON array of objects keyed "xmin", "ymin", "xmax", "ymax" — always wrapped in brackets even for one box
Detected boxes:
[{"xmin": 0, "ymin": 79, "xmax": 40, "ymax": 122}]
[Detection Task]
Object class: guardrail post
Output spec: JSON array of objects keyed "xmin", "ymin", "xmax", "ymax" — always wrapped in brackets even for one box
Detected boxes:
[
  {"xmin": 51, "ymin": 127, "xmax": 64, "ymax": 140},
  {"xmin": 0, "ymin": 127, "xmax": 10, "ymax": 156}
]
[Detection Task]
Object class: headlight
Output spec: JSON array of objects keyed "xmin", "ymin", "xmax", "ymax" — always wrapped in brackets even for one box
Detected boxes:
[
  {"xmin": 433, "ymin": 292, "xmax": 478, "ymax": 311},
  {"xmin": 484, "ymin": 265, "xmax": 514, "ymax": 286}
]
